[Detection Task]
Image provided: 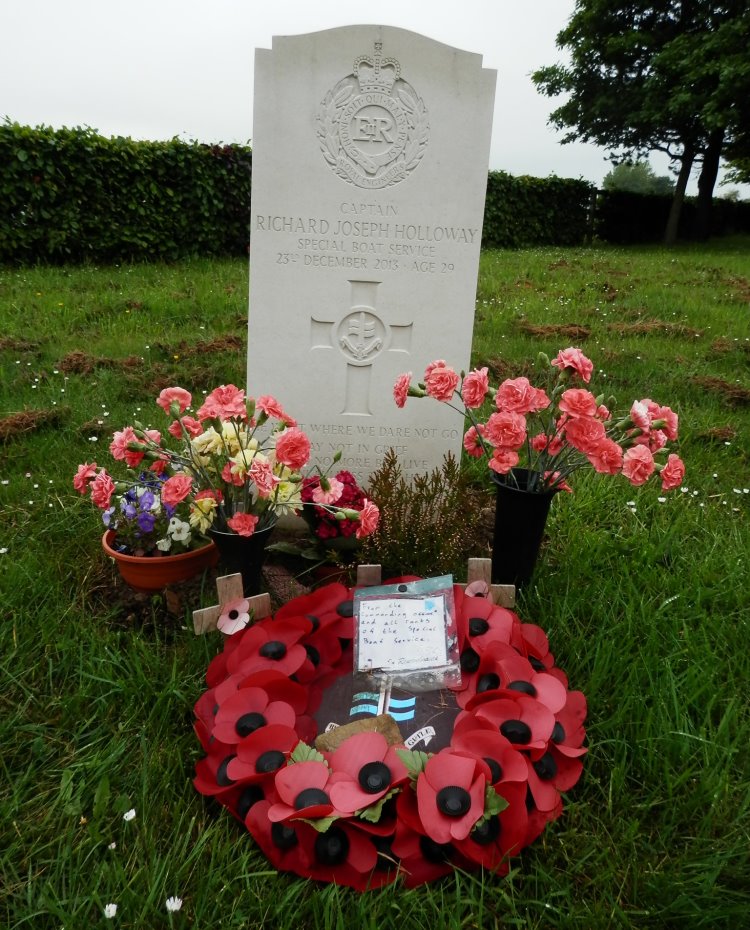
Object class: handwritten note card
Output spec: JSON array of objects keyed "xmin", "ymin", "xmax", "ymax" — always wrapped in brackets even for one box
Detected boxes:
[{"xmin": 357, "ymin": 596, "xmax": 448, "ymax": 673}]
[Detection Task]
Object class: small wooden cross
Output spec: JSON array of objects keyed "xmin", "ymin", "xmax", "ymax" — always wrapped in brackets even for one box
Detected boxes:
[
  {"xmin": 192, "ymin": 573, "xmax": 272, "ymax": 635},
  {"xmin": 356, "ymin": 558, "xmax": 515, "ymax": 607}
]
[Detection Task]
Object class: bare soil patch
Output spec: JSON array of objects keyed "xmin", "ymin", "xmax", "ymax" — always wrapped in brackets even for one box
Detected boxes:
[
  {"xmin": 0, "ymin": 408, "xmax": 68, "ymax": 442},
  {"xmin": 518, "ymin": 322, "xmax": 591, "ymax": 341},
  {"xmin": 691, "ymin": 376, "xmax": 750, "ymax": 407}
]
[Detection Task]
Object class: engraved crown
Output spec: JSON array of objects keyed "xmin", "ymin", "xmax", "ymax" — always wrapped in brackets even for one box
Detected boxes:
[{"xmin": 354, "ymin": 41, "xmax": 400, "ymax": 93}]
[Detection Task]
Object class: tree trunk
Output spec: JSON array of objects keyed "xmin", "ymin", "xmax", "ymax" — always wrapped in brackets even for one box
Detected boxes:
[
  {"xmin": 664, "ymin": 144, "xmax": 695, "ymax": 245},
  {"xmin": 694, "ymin": 127, "xmax": 725, "ymax": 240}
]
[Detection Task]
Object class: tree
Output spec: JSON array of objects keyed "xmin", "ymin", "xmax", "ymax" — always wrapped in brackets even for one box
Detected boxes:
[
  {"xmin": 532, "ymin": 1, "xmax": 750, "ymax": 243},
  {"xmin": 602, "ymin": 161, "xmax": 675, "ymax": 196}
]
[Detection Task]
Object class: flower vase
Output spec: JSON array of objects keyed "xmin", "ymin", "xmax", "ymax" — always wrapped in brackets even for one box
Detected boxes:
[
  {"xmin": 208, "ymin": 523, "xmax": 276, "ymax": 596},
  {"xmin": 490, "ymin": 469, "xmax": 558, "ymax": 590},
  {"xmin": 102, "ymin": 531, "xmax": 219, "ymax": 593}
]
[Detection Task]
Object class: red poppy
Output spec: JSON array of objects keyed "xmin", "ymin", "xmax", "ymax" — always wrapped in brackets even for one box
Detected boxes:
[
  {"xmin": 551, "ymin": 689, "xmax": 588, "ymax": 758},
  {"xmin": 274, "ymin": 582, "xmax": 355, "ymax": 640},
  {"xmin": 455, "ymin": 780, "xmax": 528, "ymax": 872},
  {"xmin": 226, "ymin": 723, "xmax": 300, "ymax": 783},
  {"xmin": 462, "ymin": 694, "xmax": 555, "ymax": 759},
  {"xmin": 525, "ymin": 749, "xmax": 584, "ymax": 812},
  {"xmin": 268, "ymin": 760, "xmax": 345, "ymax": 824},
  {"xmin": 294, "ymin": 819, "xmax": 392, "ymax": 890},
  {"xmin": 455, "ymin": 591, "xmax": 523, "ymax": 656},
  {"xmin": 450, "ymin": 715, "xmax": 529, "ymax": 788},
  {"xmin": 245, "ymin": 799, "xmax": 314, "ymax": 874},
  {"xmin": 225, "ymin": 618, "xmax": 310, "ymax": 679},
  {"xmin": 328, "ymin": 731, "xmax": 409, "ymax": 815},
  {"xmin": 392, "ymin": 792, "xmax": 472, "ymax": 888},
  {"xmin": 212, "ymin": 687, "xmax": 298, "ymax": 745},
  {"xmin": 415, "ymin": 749, "xmax": 489, "ymax": 844},
  {"xmin": 520, "ymin": 622, "xmax": 556, "ymax": 673},
  {"xmin": 460, "ymin": 641, "xmax": 569, "ymax": 715},
  {"xmin": 193, "ymin": 744, "xmax": 249, "ymax": 798}
]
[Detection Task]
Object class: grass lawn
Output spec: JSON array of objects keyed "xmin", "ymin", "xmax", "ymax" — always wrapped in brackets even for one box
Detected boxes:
[{"xmin": 1, "ymin": 238, "xmax": 749, "ymax": 929}]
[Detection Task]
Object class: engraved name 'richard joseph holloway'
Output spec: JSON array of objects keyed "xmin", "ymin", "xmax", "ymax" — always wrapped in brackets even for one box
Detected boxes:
[{"xmin": 317, "ymin": 41, "xmax": 430, "ymax": 190}]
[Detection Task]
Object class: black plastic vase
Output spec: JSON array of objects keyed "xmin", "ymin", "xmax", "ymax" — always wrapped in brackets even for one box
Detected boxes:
[
  {"xmin": 491, "ymin": 469, "xmax": 558, "ymax": 590},
  {"xmin": 208, "ymin": 523, "xmax": 275, "ymax": 596}
]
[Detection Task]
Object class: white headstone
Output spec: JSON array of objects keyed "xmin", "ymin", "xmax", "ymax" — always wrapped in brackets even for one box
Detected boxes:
[{"xmin": 248, "ymin": 25, "xmax": 496, "ymax": 483}]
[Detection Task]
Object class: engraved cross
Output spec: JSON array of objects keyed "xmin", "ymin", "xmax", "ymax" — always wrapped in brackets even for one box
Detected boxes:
[{"xmin": 310, "ymin": 280, "xmax": 413, "ymax": 416}]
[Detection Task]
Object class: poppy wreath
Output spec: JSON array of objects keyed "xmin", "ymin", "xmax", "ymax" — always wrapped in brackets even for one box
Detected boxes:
[{"xmin": 193, "ymin": 580, "xmax": 587, "ymax": 890}]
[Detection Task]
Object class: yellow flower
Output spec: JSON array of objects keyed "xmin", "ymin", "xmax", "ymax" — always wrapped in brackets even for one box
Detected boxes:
[
  {"xmin": 189, "ymin": 496, "xmax": 218, "ymax": 533},
  {"xmin": 271, "ymin": 479, "xmax": 302, "ymax": 517}
]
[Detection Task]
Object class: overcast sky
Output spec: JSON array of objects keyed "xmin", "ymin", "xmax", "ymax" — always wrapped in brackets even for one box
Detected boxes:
[{"xmin": 1, "ymin": 0, "xmax": 744, "ymax": 196}]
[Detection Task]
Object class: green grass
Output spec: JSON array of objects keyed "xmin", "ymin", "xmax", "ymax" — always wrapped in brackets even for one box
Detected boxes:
[{"xmin": 1, "ymin": 239, "xmax": 749, "ymax": 929}]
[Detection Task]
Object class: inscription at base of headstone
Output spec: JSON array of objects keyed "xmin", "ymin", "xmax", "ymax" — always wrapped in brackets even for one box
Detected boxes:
[{"xmin": 248, "ymin": 26, "xmax": 496, "ymax": 484}]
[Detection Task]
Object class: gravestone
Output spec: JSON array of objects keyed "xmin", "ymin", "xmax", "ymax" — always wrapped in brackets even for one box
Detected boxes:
[{"xmin": 247, "ymin": 25, "xmax": 496, "ymax": 484}]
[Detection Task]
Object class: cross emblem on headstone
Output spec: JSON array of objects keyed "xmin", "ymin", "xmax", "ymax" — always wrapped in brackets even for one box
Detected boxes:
[{"xmin": 310, "ymin": 279, "xmax": 413, "ymax": 415}]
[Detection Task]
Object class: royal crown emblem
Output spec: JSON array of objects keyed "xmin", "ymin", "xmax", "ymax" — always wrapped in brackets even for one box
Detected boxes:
[{"xmin": 317, "ymin": 41, "xmax": 429, "ymax": 190}]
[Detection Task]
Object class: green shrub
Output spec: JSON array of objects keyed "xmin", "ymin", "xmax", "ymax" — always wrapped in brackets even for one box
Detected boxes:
[{"xmin": 360, "ymin": 450, "xmax": 489, "ymax": 579}]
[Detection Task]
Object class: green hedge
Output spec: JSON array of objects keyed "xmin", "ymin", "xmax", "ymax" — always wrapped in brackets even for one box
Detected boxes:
[
  {"xmin": 482, "ymin": 171, "xmax": 595, "ymax": 248},
  {"xmin": 2, "ymin": 123, "xmax": 749, "ymax": 263},
  {"xmin": 0, "ymin": 123, "xmax": 252, "ymax": 263},
  {"xmin": 595, "ymin": 190, "xmax": 750, "ymax": 243}
]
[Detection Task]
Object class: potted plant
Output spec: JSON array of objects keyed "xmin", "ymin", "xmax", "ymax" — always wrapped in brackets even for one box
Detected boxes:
[
  {"xmin": 75, "ymin": 384, "xmax": 380, "ymax": 594},
  {"xmin": 394, "ymin": 347, "xmax": 685, "ymax": 588},
  {"xmin": 73, "ymin": 465, "xmax": 219, "ymax": 592}
]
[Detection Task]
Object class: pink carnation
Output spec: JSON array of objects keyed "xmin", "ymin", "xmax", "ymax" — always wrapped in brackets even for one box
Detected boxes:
[
  {"xmin": 275, "ymin": 427, "xmax": 311, "ymax": 471},
  {"xmin": 424, "ymin": 359, "xmax": 447, "ymax": 380},
  {"xmin": 461, "ymin": 368, "xmax": 489, "ymax": 409},
  {"xmin": 221, "ymin": 461, "xmax": 245, "ymax": 487},
  {"xmin": 424, "ymin": 364, "xmax": 460, "ymax": 402},
  {"xmin": 630, "ymin": 400, "xmax": 651, "ymax": 430},
  {"xmin": 564, "ymin": 416, "xmax": 606, "ymax": 454},
  {"xmin": 109, "ymin": 426, "xmax": 139, "ymax": 462},
  {"xmin": 488, "ymin": 447, "xmax": 519, "ymax": 474},
  {"xmin": 393, "ymin": 372, "xmax": 411, "ymax": 409},
  {"xmin": 356, "ymin": 499, "xmax": 380, "ymax": 538},
  {"xmin": 657, "ymin": 405, "xmax": 679, "ymax": 441},
  {"xmin": 484, "ymin": 410, "xmax": 527, "ymax": 449},
  {"xmin": 551, "ymin": 347, "xmax": 594, "ymax": 383},
  {"xmin": 250, "ymin": 459, "xmax": 279, "ymax": 498},
  {"xmin": 559, "ymin": 388, "xmax": 598, "ymax": 419},
  {"xmin": 156, "ymin": 386, "xmax": 191, "ymax": 415},
  {"xmin": 197, "ymin": 384, "xmax": 247, "ymax": 421},
  {"xmin": 90, "ymin": 470, "xmax": 115, "ymax": 510},
  {"xmin": 161, "ymin": 474, "xmax": 193, "ymax": 506},
  {"xmin": 312, "ymin": 477, "xmax": 344, "ymax": 506},
  {"xmin": 73, "ymin": 462, "xmax": 98, "ymax": 494},
  {"xmin": 531, "ymin": 429, "xmax": 564, "ymax": 456},
  {"xmin": 622, "ymin": 445, "xmax": 655, "ymax": 486},
  {"xmin": 256, "ymin": 395, "xmax": 296, "ymax": 425},
  {"xmin": 227, "ymin": 512, "xmax": 259, "ymax": 537},
  {"xmin": 463, "ymin": 425, "xmax": 486, "ymax": 458},
  {"xmin": 586, "ymin": 438, "xmax": 624, "ymax": 475},
  {"xmin": 495, "ymin": 377, "xmax": 549, "ymax": 415},
  {"xmin": 168, "ymin": 415, "xmax": 203, "ymax": 439},
  {"xmin": 660, "ymin": 453, "xmax": 685, "ymax": 491}
]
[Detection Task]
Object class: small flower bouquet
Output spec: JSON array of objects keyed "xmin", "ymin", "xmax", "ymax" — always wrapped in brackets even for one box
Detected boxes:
[
  {"xmin": 301, "ymin": 470, "xmax": 373, "ymax": 550},
  {"xmin": 394, "ymin": 347, "xmax": 685, "ymax": 493},
  {"xmin": 75, "ymin": 384, "xmax": 379, "ymax": 555}
]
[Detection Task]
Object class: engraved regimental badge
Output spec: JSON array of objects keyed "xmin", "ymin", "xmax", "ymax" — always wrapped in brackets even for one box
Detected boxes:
[{"xmin": 317, "ymin": 41, "xmax": 429, "ymax": 190}]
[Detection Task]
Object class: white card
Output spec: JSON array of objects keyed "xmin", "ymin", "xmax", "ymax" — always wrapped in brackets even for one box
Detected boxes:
[{"xmin": 356, "ymin": 596, "xmax": 448, "ymax": 673}]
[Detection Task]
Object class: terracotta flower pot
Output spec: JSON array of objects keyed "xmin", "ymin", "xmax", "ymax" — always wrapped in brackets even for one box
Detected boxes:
[{"xmin": 102, "ymin": 531, "xmax": 219, "ymax": 593}]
